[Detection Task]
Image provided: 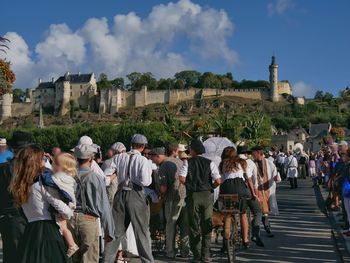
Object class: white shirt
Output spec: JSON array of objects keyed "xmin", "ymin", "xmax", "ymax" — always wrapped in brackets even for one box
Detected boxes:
[
  {"xmin": 179, "ymin": 157, "xmax": 221, "ymax": 182},
  {"xmin": 22, "ymin": 181, "xmax": 73, "ymax": 223},
  {"xmin": 91, "ymin": 160, "xmax": 111, "ymax": 186},
  {"xmin": 221, "ymin": 164, "xmax": 244, "ymax": 181},
  {"xmin": 239, "ymin": 154, "xmax": 258, "ymax": 189},
  {"xmin": 104, "ymin": 149, "xmax": 153, "ymax": 187}
]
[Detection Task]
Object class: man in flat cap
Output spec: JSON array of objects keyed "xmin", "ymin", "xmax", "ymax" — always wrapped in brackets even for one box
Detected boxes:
[
  {"xmin": 103, "ymin": 134, "xmax": 154, "ymax": 263},
  {"xmin": 251, "ymin": 145, "xmax": 281, "ymax": 238},
  {"xmin": 179, "ymin": 139, "xmax": 221, "ymax": 263},
  {"xmin": 150, "ymin": 146, "xmax": 189, "ymax": 259},
  {"xmin": 71, "ymin": 144, "xmax": 115, "ymax": 263}
]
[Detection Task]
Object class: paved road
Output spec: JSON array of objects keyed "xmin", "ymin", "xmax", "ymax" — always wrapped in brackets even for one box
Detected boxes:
[
  {"xmin": 147, "ymin": 179, "xmax": 341, "ymax": 263},
  {"xmin": 0, "ymin": 180, "xmax": 341, "ymax": 263}
]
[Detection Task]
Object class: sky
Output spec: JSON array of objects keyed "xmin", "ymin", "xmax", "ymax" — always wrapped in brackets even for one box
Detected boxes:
[{"xmin": 0, "ymin": 0, "xmax": 349, "ymax": 98}]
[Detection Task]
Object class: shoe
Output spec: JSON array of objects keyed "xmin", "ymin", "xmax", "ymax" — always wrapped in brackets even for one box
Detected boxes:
[
  {"xmin": 266, "ymin": 228, "xmax": 274, "ymax": 238},
  {"xmin": 251, "ymin": 236, "xmax": 265, "ymax": 247},
  {"xmin": 67, "ymin": 244, "xmax": 79, "ymax": 257},
  {"xmin": 243, "ymin": 241, "xmax": 250, "ymax": 249}
]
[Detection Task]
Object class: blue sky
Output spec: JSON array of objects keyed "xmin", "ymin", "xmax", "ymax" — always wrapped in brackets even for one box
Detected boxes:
[{"xmin": 0, "ymin": 0, "xmax": 349, "ymax": 97}]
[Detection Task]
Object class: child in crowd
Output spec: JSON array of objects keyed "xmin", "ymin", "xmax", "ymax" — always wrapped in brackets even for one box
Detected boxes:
[
  {"xmin": 52, "ymin": 153, "xmax": 79, "ymax": 257},
  {"xmin": 42, "ymin": 153, "xmax": 79, "ymax": 257}
]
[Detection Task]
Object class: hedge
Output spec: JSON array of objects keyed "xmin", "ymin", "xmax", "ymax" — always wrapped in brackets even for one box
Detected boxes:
[{"xmin": 0, "ymin": 122, "xmax": 176, "ymax": 153}]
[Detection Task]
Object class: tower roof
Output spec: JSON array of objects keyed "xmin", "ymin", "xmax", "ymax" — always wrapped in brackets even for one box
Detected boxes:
[{"xmin": 271, "ymin": 55, "xmax": 277, "ymax": 66}]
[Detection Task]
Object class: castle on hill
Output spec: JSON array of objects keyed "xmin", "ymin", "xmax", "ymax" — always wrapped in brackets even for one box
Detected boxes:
[{"xmin": 0, "ymin": 56, "xmax": 303, "ymax": 120}]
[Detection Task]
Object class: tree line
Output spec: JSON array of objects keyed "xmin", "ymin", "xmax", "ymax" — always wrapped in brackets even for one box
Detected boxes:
[{"xmin": 97, "ymin": 70, "xmax": 271, "ymax": 91}]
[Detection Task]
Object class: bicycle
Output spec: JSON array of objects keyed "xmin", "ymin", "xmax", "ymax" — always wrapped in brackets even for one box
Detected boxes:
[{"xmin": 218, "ymin": 194, "xmax": 242, "ymax": 263}]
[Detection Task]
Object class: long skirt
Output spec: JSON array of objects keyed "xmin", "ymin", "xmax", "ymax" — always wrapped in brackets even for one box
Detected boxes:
[{"xmin": 19, "ymin": 220, "xmax": 71, "ymax": 263}]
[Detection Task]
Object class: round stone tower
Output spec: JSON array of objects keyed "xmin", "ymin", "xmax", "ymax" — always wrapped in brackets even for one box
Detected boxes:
[
  {"xmin": 269, "ymin": 55, "xmax": 279, "ymax": 102},
  {"xmin": 0, "ymin": 93, "xmax": 12, "ymax": 120}
]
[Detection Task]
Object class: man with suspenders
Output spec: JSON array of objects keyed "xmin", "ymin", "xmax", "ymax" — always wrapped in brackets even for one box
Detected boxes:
[{"xmin": 103, "ymin": 134, "xmax": 154, "ymax": 263}]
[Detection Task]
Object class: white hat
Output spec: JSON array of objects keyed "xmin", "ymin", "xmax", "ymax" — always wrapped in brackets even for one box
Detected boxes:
[
  {"xmin": 339, "ymin": 140, "xmax": 348, "ymax": 147},
  {"xmin": 0, "ymin": 138, "xmax": 7, "ymax": 146},
  {"xmin": 74, "ymin": 144, "xmax": 96, "ymax": 159},
  {"xmin": 111, "ymin": 142, "xmax": 126, "ymax": 153},
  {"xmin": 78, "ymin": 135, "xmax": 93, "ymax": 146},
  {"xmin": 178, "ymin": 143, "xmax": 187, "ymax": 152}
]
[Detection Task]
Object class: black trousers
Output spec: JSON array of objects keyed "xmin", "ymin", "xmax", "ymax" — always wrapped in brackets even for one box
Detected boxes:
[
  {"xmin": 0, "ymin": 213, "xmax": 27, "ymax": 263},
  {"xmin": 289, "ymin": 177, "xmax": 298, "ymax": 189}
]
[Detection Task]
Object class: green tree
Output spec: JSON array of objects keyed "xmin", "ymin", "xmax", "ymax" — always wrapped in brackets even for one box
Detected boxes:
[
  {"xmin": 127, "ymin": 72, "xmax": 142, "ymax": 88},
  {"xmin": 110, "ymin": 77, "xmax": 124, "ymax": 89},
  {"xmin": 173, "ymin": 79, "xmax": 185, "ymax": 89},
  {"xmin": 12, "ymin": 88, "xmax": 26, "ymax": 102},
  {"xmin": 174, "ymin": 70, "xmax": 201, "ymax": 88},
  {"xmin": 198, "ymin": 72, "xmax": 222, "ymax": 89},
  {"xmin": 323, "ymin": 92, "xmax": 334, "ymax": 103},
  {"xmin": 314, "ymin": 90, "xmax": 324, "ymax": 100},
  {"xmin": 219, "ymin": 76, "xmax": 233, "ymax": 89},
  {"xmin": 0, "ymin": 36, "xmax": 9, "ymax": 53},
  {"xmin": 134, "ymin": 72, "xmax": 157, "ymax": 90},
  {"xmin": 157, "ymin": 78, "xmax": 174, "ymax": 90},
  {"xmin": 97, "ymin": 73, "xmax": 110, "ymax": 91}
]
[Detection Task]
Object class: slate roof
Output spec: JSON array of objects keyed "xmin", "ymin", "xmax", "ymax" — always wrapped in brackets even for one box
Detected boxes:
[
  {"xmin": 56, "ymin": 73, "xmax": 93, "ymax": 83},
  {"xmin": 36, "ymin": 82, "xmax": 55, "ymax": 90},
  {"xmin": 309, "ymin": 123, "xmax": 331, "ymax": 138}
]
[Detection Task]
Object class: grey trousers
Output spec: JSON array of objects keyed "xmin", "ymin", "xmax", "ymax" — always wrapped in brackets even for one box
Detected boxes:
[
  {"xmin": 246, "ymin": 198, "xmax": 262, "ymax": 237},
  {"xmin": 103, "ymin": 189, "xmax": 154, "ymax": 263},
  {"xmin": 164, "ymin": 199, "xmax": 189, "ymax": 258}
]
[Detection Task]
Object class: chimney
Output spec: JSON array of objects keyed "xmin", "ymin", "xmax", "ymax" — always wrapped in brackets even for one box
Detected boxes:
[
  {"xmin": 51, "ymin": 77, "xmax": 55, "ymax": 83},
  {"xmin": 38, "ymin": 78, "xmax": 42, "ymax": 84}
]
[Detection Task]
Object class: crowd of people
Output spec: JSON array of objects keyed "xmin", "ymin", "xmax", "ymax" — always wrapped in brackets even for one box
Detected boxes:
[{"xmin": 0, "ymin": 129, "xmax": 348, "ymax": 263}]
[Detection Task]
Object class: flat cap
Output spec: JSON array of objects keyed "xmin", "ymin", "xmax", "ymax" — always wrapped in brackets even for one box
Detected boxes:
[
  {"xmin": 131, "ymin": 134, "xmax": 148, "ymax": 144},
  {"xmin": 74, "ymin": 144, "xmax": 96, "ymax": 159},
  {"xmin": 150, "ymin": 147, "xmax": 166, "ymax": 156},
  {"xmin": 250, "ymin": 145, "xmax": 265, "ymax": 152},
  {"xmin": 111, "ymin": 142, "xmax": 126, "ymax": 153}
]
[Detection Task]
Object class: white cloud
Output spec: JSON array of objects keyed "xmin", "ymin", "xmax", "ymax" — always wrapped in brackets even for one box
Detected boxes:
[
  {"xmin": 0, "ymin": 0, "xmax": 237, "ymax": 89},
  {"xmin": 293, "ymin": 81, "xmax": 315, "ymax": 98},
  {"xmin": 267, "ymin": 0, "xmax": 295, "ymax": 16}
]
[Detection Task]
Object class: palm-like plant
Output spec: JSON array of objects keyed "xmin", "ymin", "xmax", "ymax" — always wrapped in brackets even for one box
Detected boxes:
[{"xmin": 0, "ymin": 36, "xmax": 10, "ymax": 54}]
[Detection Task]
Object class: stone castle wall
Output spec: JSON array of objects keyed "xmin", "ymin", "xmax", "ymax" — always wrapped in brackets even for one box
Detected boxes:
[
  {"xmin": 99, "ymin": 87, "xmax": 270, "ymax": 114},
  {"xmin": 12, "ymin": 102, "xmax": 33, "ymax": 117}
]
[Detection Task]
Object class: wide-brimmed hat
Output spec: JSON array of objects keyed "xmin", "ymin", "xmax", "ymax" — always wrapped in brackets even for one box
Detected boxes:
[
  {"xmin": 250, "ymin": 145, "xmax": 265, "ymax": 152},
  {"xmin": 178, "ymin": 143, "xmax": 187, "ymax": 152},
  {"xmin": 0, "ymin": 138, "xmax": 7, "ymax": 146},
  {"xmin": 8, "ymin": 131, "xmax": 35, "ymax": 149},
  {"xmin": 237, "ymin": 145, "xmax": 252, "ymax": 155},
  {"xmin": 190, "ymin": 139, "xmax": 206, "ymax": 154}
]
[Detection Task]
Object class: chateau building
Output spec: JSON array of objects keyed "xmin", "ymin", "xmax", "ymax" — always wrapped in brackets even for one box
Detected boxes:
[
  {"xmin": 32, "ymin": 72, "xmax": 97, "ymax": 115},
  {"xmin": 0, "ymin": 56, "xmax": 300, "ymax": 119}
]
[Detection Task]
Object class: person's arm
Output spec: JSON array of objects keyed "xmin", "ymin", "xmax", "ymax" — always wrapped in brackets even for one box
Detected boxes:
[
  {"xmin": 92, "ymin": 177, "xmax": 115, "ymax": 241},
  {"xmin": 41, "ymin": 183, "xmax": 73, "ymax": 219},
  {"xmin": 138, "ymin": 158, "xmax": 153, "ymax": 187},
  {"xmin": 179, "ymin": 160, "xmax": 188, "ymax": 185},
  {"xmin": 210, "ymin": 162, "xmax": 221, "ymax": 188}
]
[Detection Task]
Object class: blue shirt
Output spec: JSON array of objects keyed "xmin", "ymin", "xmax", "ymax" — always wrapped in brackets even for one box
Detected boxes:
[{"xmin": 0, "ymin": 150, "xmax": 13, "ymax": 164}]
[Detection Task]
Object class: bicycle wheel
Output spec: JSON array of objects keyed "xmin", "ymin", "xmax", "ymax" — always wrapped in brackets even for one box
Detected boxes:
[{"xmin": 226, "ymin": 215, "xmax": 237, "ymax": 263}]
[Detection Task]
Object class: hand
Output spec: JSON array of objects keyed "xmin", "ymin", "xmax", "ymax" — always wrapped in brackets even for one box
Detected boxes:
[{"xmin": 104, "ymin": 235, "xmax": 113, "ymax": 243}]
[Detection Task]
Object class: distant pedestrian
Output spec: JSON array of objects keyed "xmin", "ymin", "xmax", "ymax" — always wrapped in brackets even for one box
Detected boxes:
[
  {"xmin": 0, "ymin": 138, "xmax": 13, "ymax": 164},
  {"xmin": 285, "ymin": 151, "xmax": 299, "ymax": 189}
]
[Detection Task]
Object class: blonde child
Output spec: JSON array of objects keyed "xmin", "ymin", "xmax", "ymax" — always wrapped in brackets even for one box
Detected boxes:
[{"xmin": 52, "ymin": 153, "xmax": 79, "ymax": 257}]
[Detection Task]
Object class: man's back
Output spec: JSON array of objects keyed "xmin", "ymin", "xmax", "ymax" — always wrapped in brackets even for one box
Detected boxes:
[{"xmin": 0, "ymin": 161, "xmax": 16, "ymax": 215}]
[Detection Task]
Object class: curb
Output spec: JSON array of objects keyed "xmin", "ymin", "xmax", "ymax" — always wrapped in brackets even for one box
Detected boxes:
[{"xmin": 316, "ymin": 185, "xmax": 350, "ymax": 262}]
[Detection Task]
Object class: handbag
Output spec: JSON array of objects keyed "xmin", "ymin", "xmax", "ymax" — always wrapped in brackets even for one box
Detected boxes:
[{"xmin": 342, "ymin": 178, "xmax": 350, "ymax": 198}]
